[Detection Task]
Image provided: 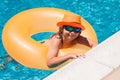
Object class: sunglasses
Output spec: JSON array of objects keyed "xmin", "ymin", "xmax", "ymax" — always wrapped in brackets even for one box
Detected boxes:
[{"xmin": 64, "ymin": 26, "xmax": 81, "ymax": 33}]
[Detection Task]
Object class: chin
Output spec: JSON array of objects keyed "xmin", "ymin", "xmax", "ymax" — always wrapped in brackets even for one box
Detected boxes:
[{"xmin": 67, "ymin": 37, "xmax": 76, "ymax": 41}]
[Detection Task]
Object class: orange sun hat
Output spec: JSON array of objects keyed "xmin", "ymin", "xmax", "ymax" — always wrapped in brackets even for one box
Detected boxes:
[{"xmin": 57, "ymin": 13, "xmax": 85, "ymax": 30}]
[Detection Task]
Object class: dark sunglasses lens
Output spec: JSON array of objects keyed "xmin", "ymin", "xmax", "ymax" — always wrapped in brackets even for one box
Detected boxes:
[
  {"xmin": 65, "ymin": 26, "xmax": 74, "ymax": 32},
  {"xmin": 75, "ymin": 28, "xmax": 81, "ymax": 33}
]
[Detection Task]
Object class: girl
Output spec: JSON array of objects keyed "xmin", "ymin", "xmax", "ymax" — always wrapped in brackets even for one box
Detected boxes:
[{"xmin": 43, "ymin": 14, "xmax": 97, "ymax": 67}]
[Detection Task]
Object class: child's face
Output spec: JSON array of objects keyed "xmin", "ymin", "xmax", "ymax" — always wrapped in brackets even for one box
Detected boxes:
[{"xmin": 63, "ymin": 26, "xmax": 80, "ymax": 41}]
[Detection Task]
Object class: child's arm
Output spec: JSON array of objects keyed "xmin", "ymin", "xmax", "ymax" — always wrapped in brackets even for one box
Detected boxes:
[
  {"xmin": 47, "ymin": 37, "xmax": 81, "ymax": 67},
  {"xmin": 87, "ymin": 38, "xmax": 98, "ymax": 48},
  {"xmin": 77, "ymin": 36, "xmax": 97, "ymax": 48},
  {"xmin": 47, "ymin": 54, "xmax": 77, "ymax": 67}
]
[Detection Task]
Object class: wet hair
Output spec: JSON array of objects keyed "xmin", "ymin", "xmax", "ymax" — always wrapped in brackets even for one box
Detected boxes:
[{"xmin": 50, "ymin": 27, "xmax": 64, "ymax": 44}]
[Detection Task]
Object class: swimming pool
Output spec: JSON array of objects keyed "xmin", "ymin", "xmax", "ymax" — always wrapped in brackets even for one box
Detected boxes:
[{"xmin": 0, "ymin": 0, "xmax": 120, "ymax": 80}]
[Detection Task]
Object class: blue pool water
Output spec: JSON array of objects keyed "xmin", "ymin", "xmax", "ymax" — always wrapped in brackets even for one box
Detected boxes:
[{"xmin": 0, "ymin": 0, "xmax": 120, "ymax": 80}]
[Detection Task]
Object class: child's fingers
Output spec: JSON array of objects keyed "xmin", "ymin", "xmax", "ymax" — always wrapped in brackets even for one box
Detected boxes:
[{"xmin": 77, "ymin": 54, "xmax": 85, "ymax": 58}]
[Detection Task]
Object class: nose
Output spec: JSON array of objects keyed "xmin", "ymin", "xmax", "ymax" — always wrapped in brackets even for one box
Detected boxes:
[{"xmin": 70, "ymin": 31, "xmax": 77, "ymax": 34}]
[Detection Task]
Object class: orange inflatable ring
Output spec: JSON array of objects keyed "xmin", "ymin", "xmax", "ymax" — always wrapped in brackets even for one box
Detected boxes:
[{"xmin": 2, "ymin": 8, "xmax": 98, "ymax": 70}]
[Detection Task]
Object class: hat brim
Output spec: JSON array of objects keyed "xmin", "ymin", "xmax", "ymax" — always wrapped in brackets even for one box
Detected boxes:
[{"xmin": 57, "ymin": 22, "xmax": 85, "ymax": 30}]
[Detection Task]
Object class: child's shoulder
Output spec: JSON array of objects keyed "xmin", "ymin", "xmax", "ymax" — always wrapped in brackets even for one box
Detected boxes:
[
  {"xmin": 51, "ymin": 34, "xmax": 61, "ymax": 40},
  {"xmin": 50, "ymin": 34, "xmax": 62, "ymax": 45}
]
